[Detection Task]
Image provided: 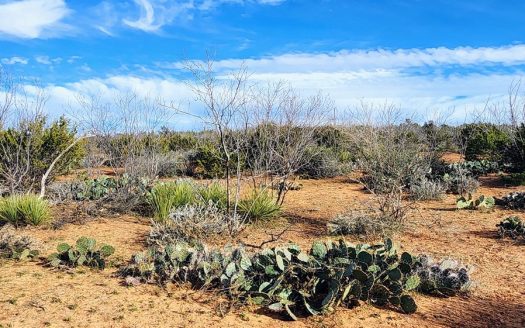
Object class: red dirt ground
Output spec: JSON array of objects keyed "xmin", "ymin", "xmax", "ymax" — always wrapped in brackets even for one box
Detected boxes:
[{"xmin": 1, "ymin": 176, "xmax": 524, "ymax": 327}]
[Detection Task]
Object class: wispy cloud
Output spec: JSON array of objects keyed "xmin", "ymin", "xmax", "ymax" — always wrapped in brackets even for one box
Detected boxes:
[
  {"xmin": 24, "ymin": 43, "xmax": 525, "ymax": 125},
  {"xmin": 123, "ymin": 0, "xmax": 194, "ymax": 32},
  {"xmin": 122, "ymin": 0, "xmax": 286, "ymax": 33},
  {"xmin": 0, "ymin": 0, "xmax": 71, "ymax": 39},
  {"xmin": 165, "ymin": 44, "xmax": 525, "ymax": 73},
  {"xmin": 35, "ymin": 56, "xmax": 62, "ymax": 65},
  {"xmin": 1, "ymin": 56, "xmax": 28, "ymax": 65}
]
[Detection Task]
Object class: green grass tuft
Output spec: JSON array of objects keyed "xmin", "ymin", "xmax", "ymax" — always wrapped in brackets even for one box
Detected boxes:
[
  {"xmin": 148, "ymin": 180, "xmax": 196, "ymax": 222},
  {"xmin": 238, "ymin": 189, "xmax": 281, "ymax": 222},
  {"xmin": 0, "ymin": 194, "xmax": 52, "ymax": 226}
]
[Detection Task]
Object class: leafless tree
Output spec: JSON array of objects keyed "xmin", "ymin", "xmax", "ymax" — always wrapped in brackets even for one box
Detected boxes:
[
  {"xmin": 73, "ymin": 91, "xmax": 173, "ymax": 179},
  {"xmin": 343, "ymin": 102, "xmax": 437, "ymax": 234},
  {"xmin": 249, "ymin": 82, "xmax": 333, "ymax": 204},
  {"xmin": 180, "ymin": 55, "xmax": 250, "ymax": 217}
]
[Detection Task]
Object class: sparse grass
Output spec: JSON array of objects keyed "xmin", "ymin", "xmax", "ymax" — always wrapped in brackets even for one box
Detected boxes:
[
  {"xmin": 238, "ymin": 189, "xmax": 281, "ymax": 222},
  {"xmin": 197, "ymin": 181, "xmax": 228, "ymax": 209},
  {"xmin": 0, "ymin": 194, "xmax": 52, "ymax": 226},
  {"xmin": 327, "ymin": 211, "xmax": 383, "ymax": 239},
  {"xmin": 148, "ymin": 180, "xmax": 196, "ymax": 222}
]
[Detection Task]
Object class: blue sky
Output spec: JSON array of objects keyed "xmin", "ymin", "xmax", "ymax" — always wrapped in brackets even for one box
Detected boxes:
[{"xmin": 2, "ymin": 0, "xmax": 525, "ymax": 126}]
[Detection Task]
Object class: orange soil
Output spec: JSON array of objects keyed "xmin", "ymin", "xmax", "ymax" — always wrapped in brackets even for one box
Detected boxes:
[{"xmin": 1, "ymin": 177, "xmax": 524, "ymax": 327}]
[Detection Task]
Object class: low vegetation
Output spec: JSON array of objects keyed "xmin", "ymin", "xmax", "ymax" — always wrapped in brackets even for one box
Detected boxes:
[
  {"xmin": 150, "ymin": 203, "xmax": 230, "ymax": 243},
  {"xmin": 327, "ymin": 211, "xmax": 384, "ymax": 239},
  {"xmin": 0, "ymin": 194, "xmax": 52, "ymax": 226},
  {"xmin": 147, "ymin": 180, "xmax": 196, "ymax": 222},
  {"xmin": 497, "ymin": 216, "xmax": 524, "ymax": 241},
  {"xmin": 238, "ymin": 189, "xmax": 281, "ymax": 222},
  {"xmin": 47, "ymin": 237, "xmax": 115, "ymax": 269},
  {"xmin": 121, "ymin": 238, "xmax": 470, "ymax": 320},
  {"xmin": 0, "ymin": 225, "xmax": 40, "ymax": 261},
  {"xmin": 456, "ymin": 194, "xmax": 495, "ymax": 211},
  {"xmin": 499, "ymin": 191, "xmax": 525, "ymax": 209}
]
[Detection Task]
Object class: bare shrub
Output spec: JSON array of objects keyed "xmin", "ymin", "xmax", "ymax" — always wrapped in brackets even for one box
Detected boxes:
[
  {"xmin": 327, "ymin": 211, "xmax": 383, "ymax": 239},
  {"xmin": 149, "ymin": 202, "xmax": 230, "ymax": 244},
  {"xmin": 0, "ymin": 225, "xmax": 41, "ymax": 260},
  {"xmin": 409, "ymin": 178, "xmax": 446, "ymax": 200},
  {"xmin": 73, "ymin": 92, "xmax": 172, "ymax": 180},
  {"xmin": 345, "ymin": 104, "xmax": 440, "ymax": 233}
]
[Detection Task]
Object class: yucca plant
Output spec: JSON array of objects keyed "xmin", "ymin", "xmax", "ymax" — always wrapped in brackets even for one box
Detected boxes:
[
  {"xmin": 238, "ymin": 189, "xmax": 281, "ymax": 222},
  {"xmin": 148, "ymin": 180, "xmax": 196, "ymax": 222},
  {"xmin": 198, "ymin": 181, "xmax": 228, "ymax": 209},
  {"xmin": 0, "ymin": 194, "xmax": 52, "ymax": 226}
]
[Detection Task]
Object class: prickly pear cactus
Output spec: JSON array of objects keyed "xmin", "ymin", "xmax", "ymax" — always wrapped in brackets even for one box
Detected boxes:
[
  {"xmin": 497, "ymin": 216, "xmax": 525, "ymax": 241},
  {"xmin": 47, "ymin": 237, "xmax": 115, "ymax": 269},
  {"xmin": 121, "ymin": 237, "xmax": 471, "ymax": 320},
  {"xmin": 456, "ymin": 194, "xmax": 495, "ymax": 211},
  {"xmin": 500, "ymin": 192, "xmax": 525, "ymax": 210}
]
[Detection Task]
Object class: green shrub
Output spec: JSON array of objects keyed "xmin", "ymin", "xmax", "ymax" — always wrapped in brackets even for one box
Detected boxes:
[
  {"xmin": 461, "ymin": 123, "xmax": 510, "ymax": 162},
  {"xmin": 187, "ymin": 143, "xmax": 225, "ymax": 178},
  {"xmin": 0, "ymin": 225, "xmax": 40, "ymax": 260},
  {"xmin": 198, "ymin": 181, "xmax": 228, "ymax": 209},
  {"xmin": 121, "ymin": 238, "xmax": 470, "ymax": 319},
  {"xmin": 297, "ymin": 146, "xmax": 347, "ymax": 179},
  {"xmin": 159, "ymin": 129, "xmax": 199, "ymax": 152},
  {"xmin": 238, "ymin": 189, "xmax": 281, "ymax": 221},
  {"xmin": 0, "ymin": 116, "xmax": 85, "ymax": 193},
  {"xmin": 505, "ymin": 123, "xmax": 525, "ymax": 172},
  {"xmin": 47, "ymin": 237, "xmax": 115, "ymax": 269},
  {"xmin": 148, "ymin": 181, "xmax": 196, "ymax": 222},
  {"xmin": 0, "ymin": 194, "xmax": 52, "ymax": 226}
]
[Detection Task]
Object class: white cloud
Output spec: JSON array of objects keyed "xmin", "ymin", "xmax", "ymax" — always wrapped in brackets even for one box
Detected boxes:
[
  {"xmin": 167, "ymin": 44, "xmax": 525, "ymax": 73},
  {"xmin": 35, "ymin": 56, "xmax": 62, "ymax": 65},
  {"xmin": 122, "ymin": 0, "xmax": 286, "ymax": 32},
  {"xmin": 123, "ymin": 0, "xmax": 195, "ymax": 32},
  {"xmin": 1, "ymin": 56, "xmax": 28, "ymax": 65},
  {"xmin": 24, "ymin": 44, "xmax": 525, "ymax": 127},
  {"xmin": 0, "ymin": 0, "xmax": 70, "ymax": 39},
  {"xmin": 36, "ymin": 69, "xmax": 522, "ymax": 128}
]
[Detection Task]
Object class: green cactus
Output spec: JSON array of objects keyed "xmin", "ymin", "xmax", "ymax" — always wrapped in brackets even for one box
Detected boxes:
[
  {"xmin": 120, "ymin": 238, "xmax": 470, "ymax": 320},
  {"xmin": 456, "ymin": 194, "xmax": 495, "ymax": 210},
  {"xmin": 497, "ymin": 216, "xmax": 525, "ymax": 240},
  {"xmin": 47, "ymin": 237, "xmax": 115, "ymax": 269}
]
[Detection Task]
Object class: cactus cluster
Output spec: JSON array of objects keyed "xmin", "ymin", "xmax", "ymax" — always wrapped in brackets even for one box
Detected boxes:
[
  {"xmin": 497, "ymin": 216, "xmax": 525, "ymax": 241},
  {"xmin": 47, "ymin": 237, "xmax": 115, "ymax": 269},
  {"xmin": 500, "ymin": 192, "xmax": 525, "ymax": 210},
  {"xmin": 446, "ymin": 160, "xmax": 499, "ymax": 177},
  {"xmin": 49, "ymin": 175, "xmax": 151, "ymax": 202},
  {"xmin": 456, "ymin": 194, "xmax": 495, "ymax": 211},
  {"xmin": 0, "ymin": 225, "xmax": 40, "ymax": 261},
  {"xmin": 122, "ymin": 238, "xmax": 470, "ymax": 319},
  {"xmin": 416, "ymin": 256, "xmax": 471, "ymax": 296}
]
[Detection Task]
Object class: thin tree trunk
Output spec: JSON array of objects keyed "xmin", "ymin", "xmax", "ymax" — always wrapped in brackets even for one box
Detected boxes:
[{"xmin": 39, "ymin": 135, "xmax": 93, "ymax": 199}]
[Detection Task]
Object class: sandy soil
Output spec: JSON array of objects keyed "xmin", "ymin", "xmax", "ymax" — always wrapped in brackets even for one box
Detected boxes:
[{"xmin": 1, "ymin": 176, "xmax": 524, "ymax": 328}]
